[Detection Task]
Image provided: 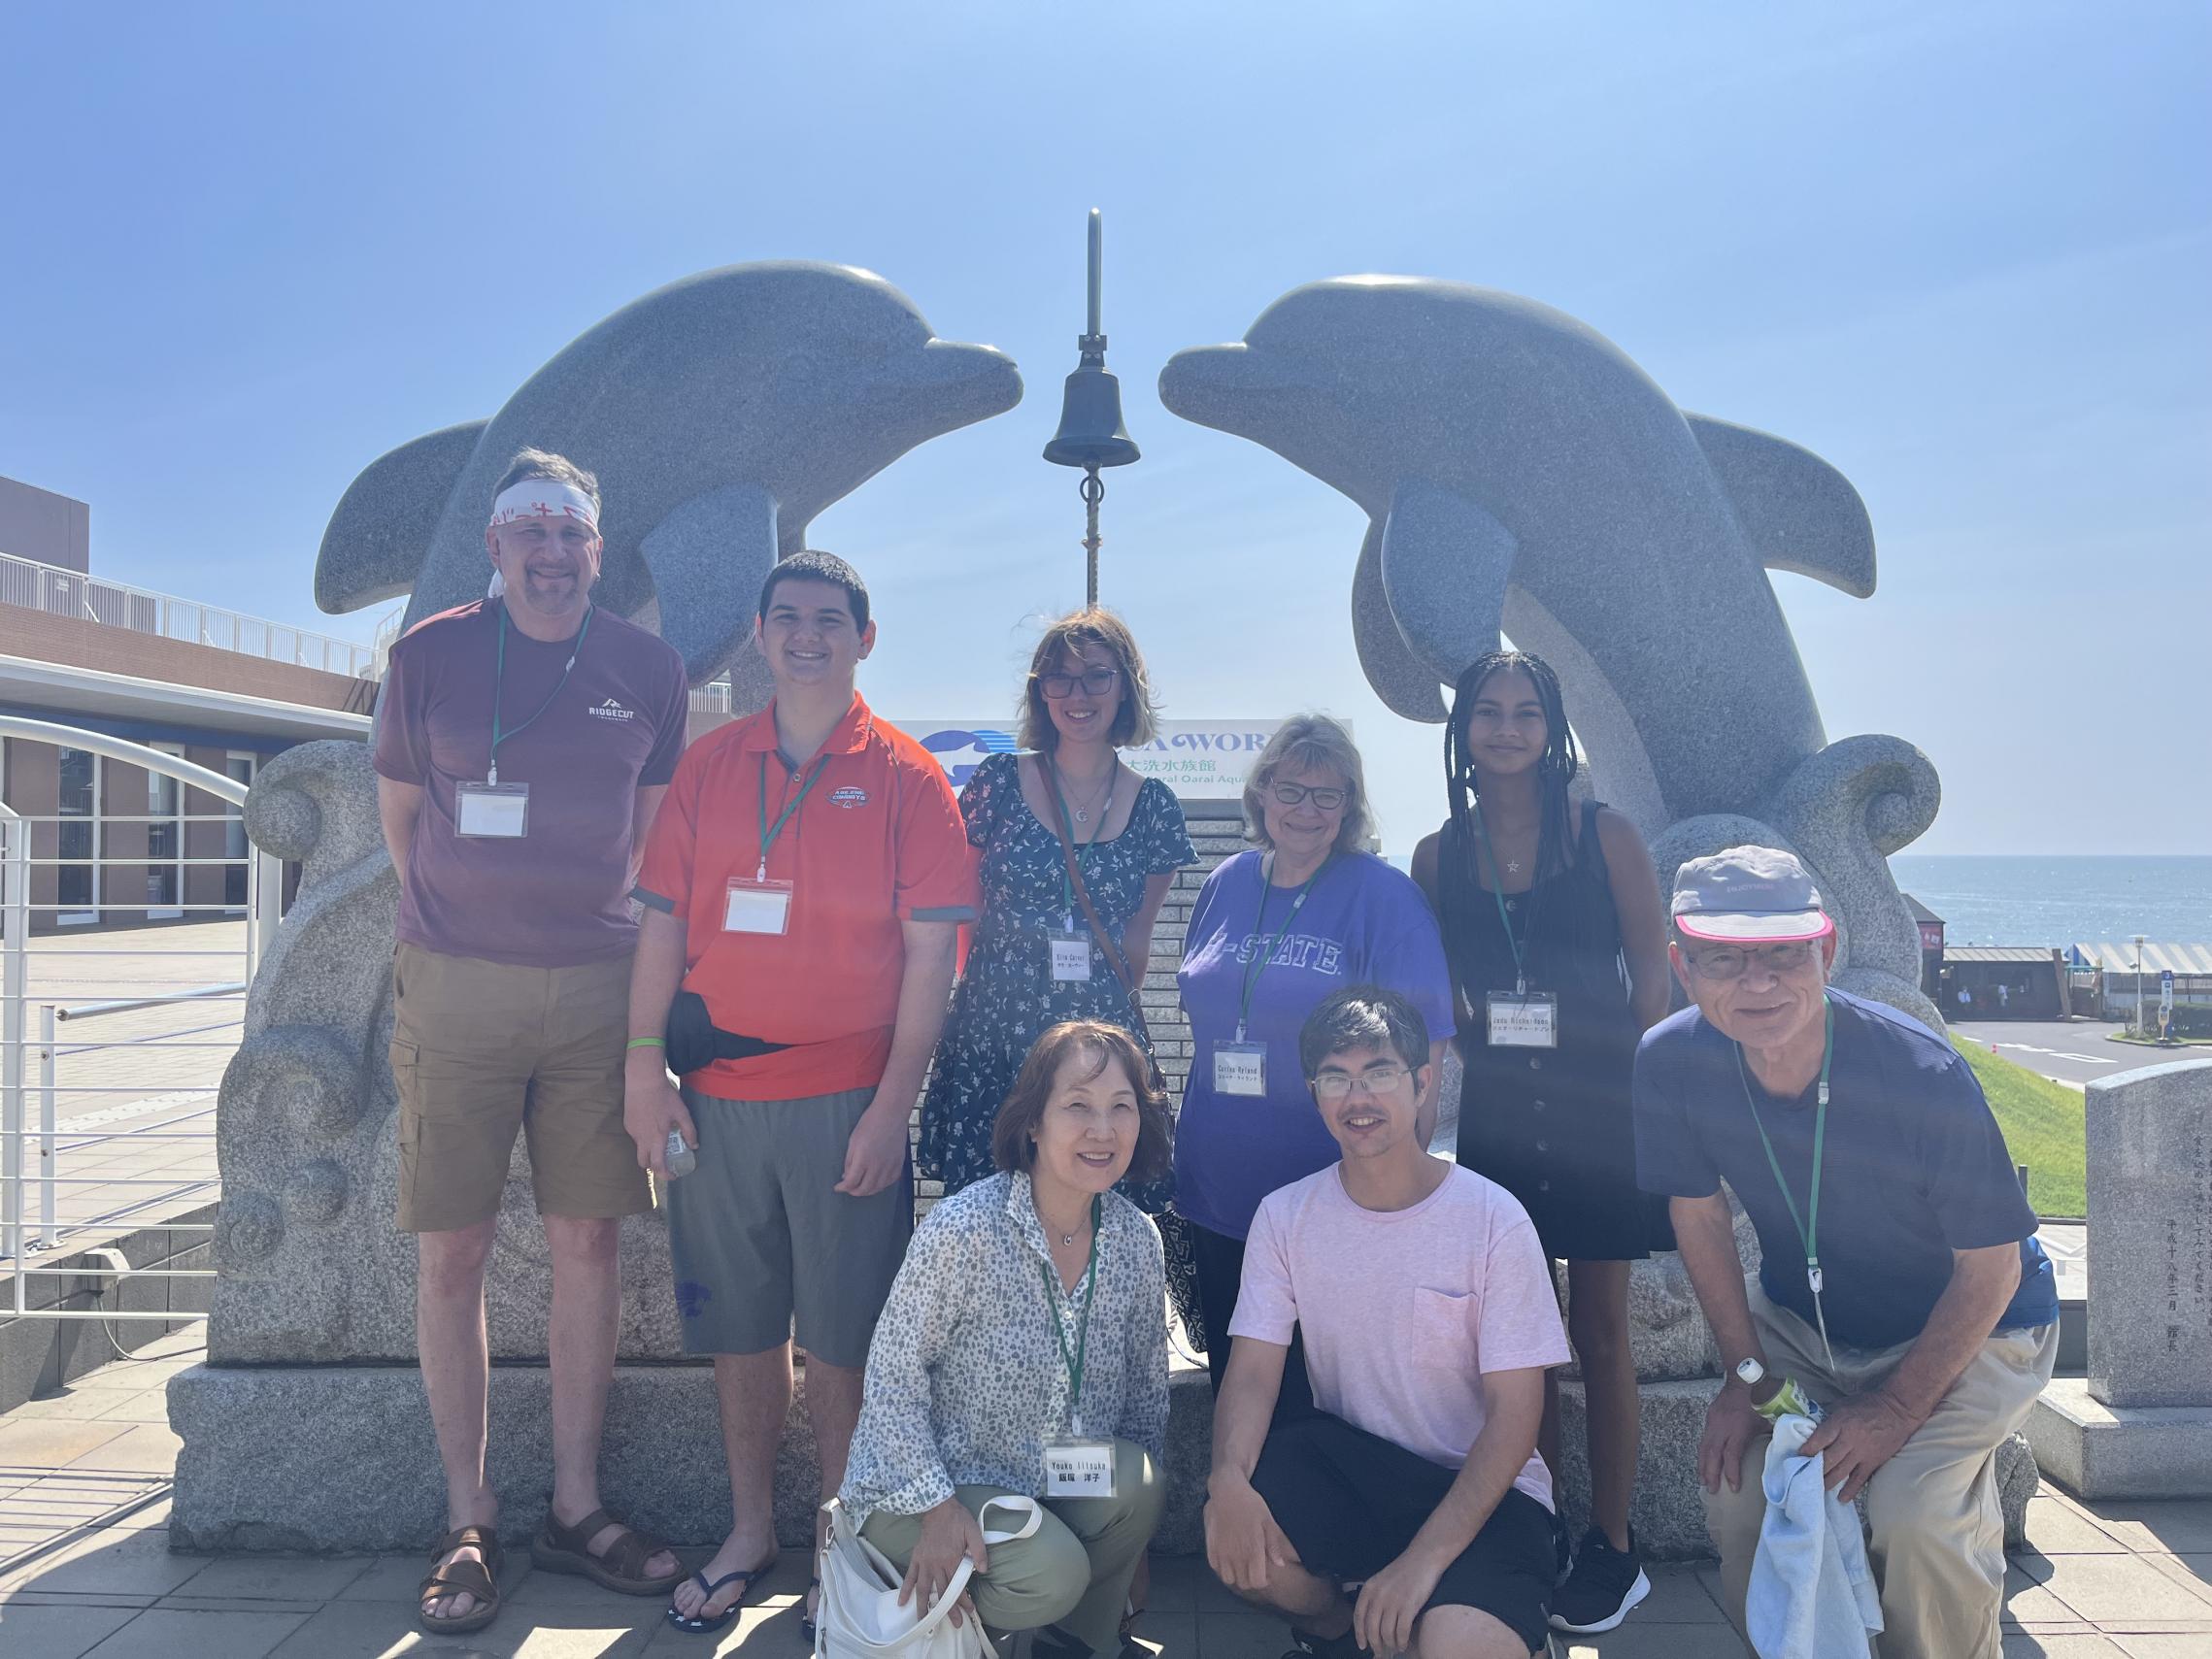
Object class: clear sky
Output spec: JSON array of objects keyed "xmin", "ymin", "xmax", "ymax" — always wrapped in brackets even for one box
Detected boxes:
[{"xmin": 2, "ymin": 2, "xmax": 2205, "ymax": 855}]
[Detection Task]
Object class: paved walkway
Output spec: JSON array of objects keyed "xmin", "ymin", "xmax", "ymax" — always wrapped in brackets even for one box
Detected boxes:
[
  {"xmin": 4, "ymin": 922, "xmax": 245, "ymax": 1264},
  {"xmin": 1, "ymin": 1333, "xmax": 2208, "ymax": 1657}
]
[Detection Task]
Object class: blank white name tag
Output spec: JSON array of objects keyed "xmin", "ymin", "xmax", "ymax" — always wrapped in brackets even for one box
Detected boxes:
[
  {"xmin": 722, "ymin": 879, "xmax": 793, "ymax": 935},
  {"xmin": 1043, "ymin": 1438, "xmax": 1116, "ymax": 1499},
  {"xmin": 454, "ymin": 781, "xmax": 529, "ymax": 838},
  {"xmin": 1486, "ymin": 990, "xmax": 1559, "ymax": 1048},
  {"xmin": 1049, "ymin": 932, "xmax": 1092, "ymax": 982},
  {"xmin": 1212, "ymin": 1042, "xmax": 1267, "ymax": 1096}
]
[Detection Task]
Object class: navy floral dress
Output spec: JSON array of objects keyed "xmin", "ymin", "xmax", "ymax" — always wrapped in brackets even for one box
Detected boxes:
[{"xmin": 920, "ymin": 751, "xmax": 1194, "ymax": 1206}]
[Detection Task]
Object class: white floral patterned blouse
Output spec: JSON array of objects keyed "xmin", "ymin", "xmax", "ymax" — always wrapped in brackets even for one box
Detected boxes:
[{"xmin": 840, "ymin": 1170, "xmax": 1170, "ymax": 1521}]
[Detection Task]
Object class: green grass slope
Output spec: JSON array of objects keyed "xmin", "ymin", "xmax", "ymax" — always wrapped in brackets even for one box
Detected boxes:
[{"xmin": 1952, "ymin": 1036, "xmax": 2087, "ymax": 1218}]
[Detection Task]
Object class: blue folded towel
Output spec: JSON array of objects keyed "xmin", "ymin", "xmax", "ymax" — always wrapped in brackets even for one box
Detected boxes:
[{"xmin": 1746, "ymin": 1411, "xmax": 1883, "ymax": 1659}]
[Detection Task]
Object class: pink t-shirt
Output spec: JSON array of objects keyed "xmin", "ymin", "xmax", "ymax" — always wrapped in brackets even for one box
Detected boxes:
[{"xmin": 1230, "ymin": 1161, "xmax": 1571, "ymax": 1510}]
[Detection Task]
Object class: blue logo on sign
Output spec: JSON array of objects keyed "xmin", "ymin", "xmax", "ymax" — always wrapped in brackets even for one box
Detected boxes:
[{"xmin": 918, "ymin": 728, "xmax": 1020, "ymax": 789}]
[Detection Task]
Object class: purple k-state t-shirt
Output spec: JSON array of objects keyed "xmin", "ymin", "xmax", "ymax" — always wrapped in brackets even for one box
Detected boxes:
[
  {"xmin": 1175, "ymin": 849, "xmax": 1456, "ymax": 1240},
  {"xmin": 374, "ymin": 600, "xmax": 689, "ymax": 968}
]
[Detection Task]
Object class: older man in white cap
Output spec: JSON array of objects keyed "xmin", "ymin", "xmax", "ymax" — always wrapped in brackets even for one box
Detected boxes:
[
  {"xmin": 1630, "ymin": 846, "xmax": 2058, "ymax": 1659},
  {"xmin": 375, "ymin": 448, "xmax": 690, "ymax": 1634}
]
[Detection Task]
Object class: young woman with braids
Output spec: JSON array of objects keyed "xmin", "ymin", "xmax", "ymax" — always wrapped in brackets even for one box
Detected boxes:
[{"xmin": 1410, "ymin": 650, "xmax": 1674, "ymax": 1639}]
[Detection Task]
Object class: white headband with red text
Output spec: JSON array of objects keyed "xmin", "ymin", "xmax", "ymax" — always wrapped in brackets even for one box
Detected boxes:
[{"xmin": 486, "ymin": 479, "xmax": 599, "ymax": 536}]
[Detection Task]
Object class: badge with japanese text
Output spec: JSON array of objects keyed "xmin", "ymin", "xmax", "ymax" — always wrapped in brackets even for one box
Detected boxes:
[
  {"xmin": 1485, "ymin": 990, "xmax": 1559, "ymax": 1048},
  {"xmin": 1043, "ymin": 1438, "xmax": 1116, "ymax": 1499}
]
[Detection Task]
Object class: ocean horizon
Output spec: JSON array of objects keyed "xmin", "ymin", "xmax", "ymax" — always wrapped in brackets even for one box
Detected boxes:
[
  {"xmin": 1383, "ymin": 852, "xmax": 2209, "ymax": 950},
  {"xmin": 1889, "ymin": 854, "xmax": 2210, "ymax": 949}
]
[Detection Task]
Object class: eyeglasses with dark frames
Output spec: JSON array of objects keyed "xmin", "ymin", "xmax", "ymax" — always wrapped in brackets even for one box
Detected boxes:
[
  {"xmin": 1039, "ymin": 667, "xmax": 1123, "ymax": 699},
  {"xmin": 1271, "ymin": 781, "xmax": 1348, "ymax": 812}
]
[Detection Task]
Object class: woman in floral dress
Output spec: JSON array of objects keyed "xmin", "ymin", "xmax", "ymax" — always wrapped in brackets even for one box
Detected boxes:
[{"xmin": 920, "ymin": 609, "xmax": 1194, "ymax": 1206}]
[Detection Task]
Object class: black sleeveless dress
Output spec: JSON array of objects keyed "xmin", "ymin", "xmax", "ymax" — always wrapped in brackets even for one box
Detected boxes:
[{"xmin": 1438, "ymin": 799, "xmax": 1674, "ymax": 1261}]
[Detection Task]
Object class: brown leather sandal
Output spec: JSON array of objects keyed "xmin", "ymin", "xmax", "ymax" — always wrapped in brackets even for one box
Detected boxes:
[
  {"xmin": 418, "ymin": 1525, "xmax": 503, "ymax": 1635},
  {"xmin": 530, "ymin": 1504, "xmax": 683, "ymax": 1595}
]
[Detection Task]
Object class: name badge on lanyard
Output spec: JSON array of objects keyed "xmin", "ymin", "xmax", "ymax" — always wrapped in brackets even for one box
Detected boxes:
[
  {"xmin": 1213, "ymin": 1042, "xmax": 1267, "ymax": 1096},
  {"xmin": 723, "ymin": 878, "xmax": 793, "ymax": 935},
  {"xmin": 455, "ymin": 781, "xmax": 530, "ymax": 838},
  {"xmin": 1485, "ymin": 990, "xmax": 1558, "ymax": 1048},
  {"xmin": 1050, "ymin": 916, "xmax": 1092, "ymax": 982},
  {"xmin": 1043, "ymin": 1437, "xmax": 1117, "ymax": 1498},
  {"xmin": 471, "ymin": 603, "xmax": 588, "ymax": 840}
]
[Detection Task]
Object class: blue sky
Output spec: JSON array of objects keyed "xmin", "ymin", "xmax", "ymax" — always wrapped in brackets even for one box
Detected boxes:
[{"xmin": 2, "ymin": 2, "xmax": 2205, "ymax": 854}]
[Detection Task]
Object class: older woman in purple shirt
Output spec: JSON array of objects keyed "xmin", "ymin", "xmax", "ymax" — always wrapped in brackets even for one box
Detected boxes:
[{"xmin": 1173, "ymin": 714, "xmax": 1456, "ymax": 1400}]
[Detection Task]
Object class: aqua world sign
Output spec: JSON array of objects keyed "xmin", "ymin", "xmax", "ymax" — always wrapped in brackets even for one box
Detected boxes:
[{"xmin": 901, "ymin": 719, "xmax": 1291, "ymax": 796}]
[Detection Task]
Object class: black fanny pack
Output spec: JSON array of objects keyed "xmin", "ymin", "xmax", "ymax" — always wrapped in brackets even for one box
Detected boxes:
[{"xmin": 665, "ymin": 989, "xmax": 791, "ymax": 1077}]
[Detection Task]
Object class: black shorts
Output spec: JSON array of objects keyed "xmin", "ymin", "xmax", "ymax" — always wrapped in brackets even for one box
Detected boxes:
[{"xmin": 1251, "ymin": 1412, "xmax": 1554, "ymax": 1654}]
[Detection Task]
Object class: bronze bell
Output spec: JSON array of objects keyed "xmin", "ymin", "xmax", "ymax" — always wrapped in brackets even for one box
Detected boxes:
[{"xmin": 1043, "ymin": 346, "xmax": 1140, "ymax": 470}]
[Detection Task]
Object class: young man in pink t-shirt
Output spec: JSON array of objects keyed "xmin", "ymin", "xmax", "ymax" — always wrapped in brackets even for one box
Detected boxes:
[{"xmin": 1205, "ymin": 987, "xmax": 1572, "ymax": 1659}]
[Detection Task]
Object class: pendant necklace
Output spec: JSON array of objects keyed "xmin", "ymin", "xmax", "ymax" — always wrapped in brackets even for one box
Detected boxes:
[{"xmin": 1066, "ymin": 762, "xmax": 1116, "ymax": 825}]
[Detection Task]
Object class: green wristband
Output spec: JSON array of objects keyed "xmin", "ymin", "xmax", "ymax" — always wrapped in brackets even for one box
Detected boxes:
[{"xmin": 625, "ymin": 1036, "xmax": 666, "ymax": 1050}]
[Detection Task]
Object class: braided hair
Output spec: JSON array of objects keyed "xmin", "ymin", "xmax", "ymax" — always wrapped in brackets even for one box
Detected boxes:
[{"xmin": 1444, "ymin": 649, "xmax": 1580, "ymax": 884}]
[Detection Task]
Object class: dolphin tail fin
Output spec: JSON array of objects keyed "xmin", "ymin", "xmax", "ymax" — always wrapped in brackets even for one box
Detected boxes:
[
  {"xmin": 314, "ymin": 420, "xmax": 487, "ymax": 614},
  {"xmin": 1686, "ymin": 414, "xmax": 1876, "ymax": 598},
  {"xmin": 1378, "ymin": 480, "xmax": 1516, "ymax": 696},
  {"xmin": 638, "ymin": 482, "xmax": 781, "ymax": 684},
  {"xmin": 1354, "ymin": 520, "xmax": 1448, "ymax": 720}
]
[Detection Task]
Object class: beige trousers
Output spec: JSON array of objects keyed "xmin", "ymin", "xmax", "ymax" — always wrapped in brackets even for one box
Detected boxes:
[
  {"xmin": 861, "ymin": 1440, "xmax": 1164, "ymax": 1656},
  {"xmin": 1705, "ymin": 1279, "xmax": 2058, "ymax": 1659}
]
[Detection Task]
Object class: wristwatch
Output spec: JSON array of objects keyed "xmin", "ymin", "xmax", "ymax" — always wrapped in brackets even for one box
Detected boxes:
[{"xmin": 1733, "ymin": 1357, "xmax": 1766, "ymax": 1389}]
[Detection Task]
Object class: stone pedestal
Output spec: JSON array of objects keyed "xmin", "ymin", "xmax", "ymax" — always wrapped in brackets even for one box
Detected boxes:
[
  {"xmin": 2030, "ymin": 1056, "xmax": 2212, "ymax": 1498},
  {"xmin": 169, "ymin": 1360, "xmax": 2035, "ymax": 1560}
]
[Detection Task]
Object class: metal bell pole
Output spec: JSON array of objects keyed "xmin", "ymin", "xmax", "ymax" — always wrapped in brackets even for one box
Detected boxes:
[{"xmin": 1044, "ymin": 209, "xmax": 1140, "ymax": 608}]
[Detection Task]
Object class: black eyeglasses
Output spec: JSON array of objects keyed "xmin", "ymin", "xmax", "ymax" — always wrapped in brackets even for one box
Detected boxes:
[
  {"xmin": 1039, "ymin": 668, "xmax": 1122, "ymax": 699},
  {"xmin": 1684, "ymin": 941, "xmax": 1820, "ymax": 981},
  {"xmin": 1271, "ymin": 781, "xmax": 1347, "ymax": 811}
]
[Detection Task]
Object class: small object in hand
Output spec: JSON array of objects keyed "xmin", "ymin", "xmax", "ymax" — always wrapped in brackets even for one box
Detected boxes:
[{"xmin": 664, "ymin": 1131, "xmax": 696, "ymax": 1179}]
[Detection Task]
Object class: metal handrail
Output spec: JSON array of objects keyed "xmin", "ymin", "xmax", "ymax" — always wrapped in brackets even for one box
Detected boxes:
[
  {"xmin": 0, "ymin": 547, "xmax": 376, "ymax": 679},
  {"xmin": 2, "ymin": 715, "xmax": 277, "ymax": 1314}
]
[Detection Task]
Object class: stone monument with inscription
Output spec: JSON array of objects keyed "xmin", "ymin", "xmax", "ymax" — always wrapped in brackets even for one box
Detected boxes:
[{"xmin": 2028, "ymin": 1055, "xmax": 2212, "ymax": 1498}]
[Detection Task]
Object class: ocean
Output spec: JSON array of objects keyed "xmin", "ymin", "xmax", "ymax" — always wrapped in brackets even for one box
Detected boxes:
[{"xmin": 1889, "ymin": 855, "xmax": 2212, "ymax": 949}]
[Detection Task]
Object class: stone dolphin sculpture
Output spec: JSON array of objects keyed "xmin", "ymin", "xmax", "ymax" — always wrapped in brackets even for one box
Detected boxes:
[
  {"xmin": 1159, "ymin": 277, "xmax": 1941, "ymax": 1022},
  {"xmin": 316, "ymin": 260, "xmax": 1022, "ymax": 690}
]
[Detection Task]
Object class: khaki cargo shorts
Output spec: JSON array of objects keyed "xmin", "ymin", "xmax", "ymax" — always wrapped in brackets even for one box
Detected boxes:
[{"xmin": 389, "ymin": 942, "xmax": 651, "ymax": 1233}]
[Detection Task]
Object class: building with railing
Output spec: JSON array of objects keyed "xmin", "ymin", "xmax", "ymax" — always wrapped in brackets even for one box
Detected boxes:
[{"xmin": 0, "ymin": 475, "xmax": 373, "ymax": 934}]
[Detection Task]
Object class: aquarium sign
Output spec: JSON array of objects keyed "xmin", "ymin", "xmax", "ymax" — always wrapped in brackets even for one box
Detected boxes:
[{"xmin": 900, "ymin": 720, "xmax": 1294, "ymax": 796}]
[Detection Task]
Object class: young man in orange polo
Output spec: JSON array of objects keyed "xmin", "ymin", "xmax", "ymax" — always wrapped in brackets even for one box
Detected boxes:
[{"xmin": 626, "ymin": 550, "xmax": 978, "ymax": 1636}]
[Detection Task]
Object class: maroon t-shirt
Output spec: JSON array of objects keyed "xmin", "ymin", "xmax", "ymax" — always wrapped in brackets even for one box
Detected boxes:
[{"xmin": 374, "ymin": 600, "xmax": 689, "ymax": 967}]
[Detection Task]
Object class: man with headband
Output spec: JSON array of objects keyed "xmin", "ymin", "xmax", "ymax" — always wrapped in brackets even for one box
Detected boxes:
[
  {"xmin": 375, "ymin": 448, "xmax": 690, "ymax": 1635},
  {"xmin": 1630, "ymin": 846, "xmax": 2058, "ymax": 1659}
]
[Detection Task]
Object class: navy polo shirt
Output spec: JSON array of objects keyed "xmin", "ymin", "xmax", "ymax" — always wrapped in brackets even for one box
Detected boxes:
[{"xmin": 1633, "ymin": 989, "xmax": 2058, "ymax": 1350}]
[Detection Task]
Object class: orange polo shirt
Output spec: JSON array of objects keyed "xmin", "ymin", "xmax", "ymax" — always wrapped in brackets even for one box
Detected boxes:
[{"xmin": 634, "ymin": 693, "xmax": 978, "ymax": 1101}]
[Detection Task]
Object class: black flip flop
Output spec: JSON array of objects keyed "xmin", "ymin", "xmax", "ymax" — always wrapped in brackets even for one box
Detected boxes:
[
  {"xmin": 665, "ymin": 1557, "xmax": 776, "ymax": 1637},
  {"xmin": 800, "ymin": 1573, "xmax": 822, "ymax": 1642}
]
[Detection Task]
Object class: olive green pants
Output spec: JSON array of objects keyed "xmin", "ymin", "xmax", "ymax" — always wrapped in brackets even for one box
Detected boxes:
[{"xmin": 861, "ymin": 1440, "xmax": 1164, "ymax": 1656}]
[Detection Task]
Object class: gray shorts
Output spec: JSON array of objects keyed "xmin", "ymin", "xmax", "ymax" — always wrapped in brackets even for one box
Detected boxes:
[{"xmin": 666, "ymin": 1084, "xmax": 911, "ymax": 1368}]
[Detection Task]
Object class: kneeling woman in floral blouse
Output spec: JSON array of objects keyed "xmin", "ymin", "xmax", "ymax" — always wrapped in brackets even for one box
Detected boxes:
[{"xmin": 840, "ymin": 1020, "xmax": 1171, "ymax": 1656}]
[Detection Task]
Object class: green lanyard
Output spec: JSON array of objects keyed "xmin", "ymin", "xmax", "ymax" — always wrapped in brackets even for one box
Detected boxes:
[
  {"xmin": 1468, "ymin": 804, "xmax": 1535, "ymax": 994},
  {"xmin": 1043, "ymin": 755, "xmax": 1111, "ymax": 925},
  {"xmin": 1734, "ymin": 998, "xmax": 1837, "ymax": 1363},
  {"xmin": 1236, "ymin": 853, "xmax": 1331, "ymax": 1043},
  {"xmin": 487, "ymin": 603, "xmax": 593, "ymax": 785},
  {"xmin": 754, "ymin": 751, "xmax": 832, "ymax": 881},
  {"xmin": 1040, "ymin": 1195, "xmax": 1103, "ymax": 1435}
]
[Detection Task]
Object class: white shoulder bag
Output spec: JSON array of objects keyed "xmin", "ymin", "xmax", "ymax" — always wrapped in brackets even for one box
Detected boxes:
[{"xmin": 815, "ymin": 1494, "xmax": 1044, "ymax": 1659}]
